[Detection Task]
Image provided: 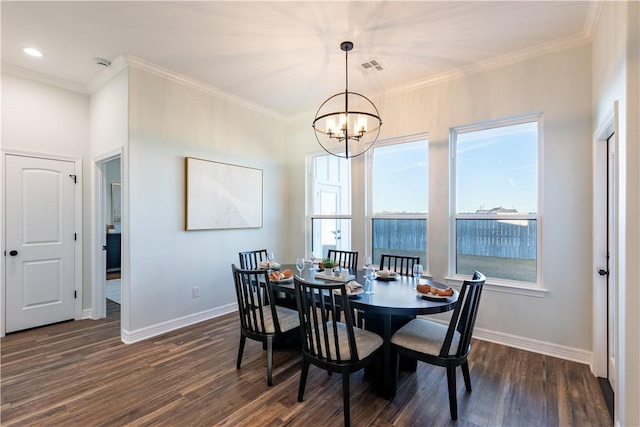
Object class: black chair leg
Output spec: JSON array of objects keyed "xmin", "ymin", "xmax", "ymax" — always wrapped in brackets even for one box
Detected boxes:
[
  {"xmin": 237, "ymin": 334, "xmax": 246, "ymax": 369},
  {"xmin": 342, "ymin": 371, "xmax": 351, "ymax": 427},
  {"xmin": 266, "ymin": 336, "xmax": 273, "ymax": 386},
  {"xmin": 462, "ymin": 360, "xmax": 472, "ymax": 391},
  {"xmin": 298, "ymin": 359, "xmax": 310, "ymax": 402},
  {"xmin": 446, "ymin": 365, "xmax": 458, "ymax": 420}
]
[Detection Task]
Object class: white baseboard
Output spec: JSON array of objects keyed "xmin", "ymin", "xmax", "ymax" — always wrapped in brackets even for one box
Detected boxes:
[
  {"xmin": 118, "ymin": 305, "xmax": 592, "ymax": 368},
  {"xmin": 81, "ymin": 308, "xmax": 93, "ymax": 319},
  {"xmin": 121, "ymin": 303, "xmax": 238, "ymax": 344},
  {"xmin": 423, "ymin": 317, "xmax": 592, "ymax": 367},
  {"xmin": 472, "ymin": 326, "xmax": 592, "ymax": 366}
]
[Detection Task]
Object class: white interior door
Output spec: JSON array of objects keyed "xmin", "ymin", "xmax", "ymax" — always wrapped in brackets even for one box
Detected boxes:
[
  {"xmin": 606, "ymin": 133, "xmax": 616, "ymax": 392},
  {"xmin": 5, "ymin": 154, "xmax": 76, "ymax": 333}
]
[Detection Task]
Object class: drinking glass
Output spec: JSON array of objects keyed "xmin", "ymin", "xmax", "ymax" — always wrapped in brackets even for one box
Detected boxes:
[
  {"xmin": 296, "ymin": 257, "xmax": 305, "ymax": 277},
  {"xmin": 412, "ymin": 264, "xmax": 423, "ymax": 289},
  {"xmin": 364, "ymin": 267, "xmax": 376, "ymax": 294},
  {"xmin": 268, "ymin": 252, "xmax": 275, "ymax": 272},
  {"xmin": 364, "ymin": 256, "xmax": 372, "ymax": 269}
]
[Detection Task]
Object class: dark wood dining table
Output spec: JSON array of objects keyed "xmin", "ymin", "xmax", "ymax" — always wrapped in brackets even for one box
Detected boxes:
[{"xmin": 272, "ymin": 264, "xmax": 459, "ymax": 399}]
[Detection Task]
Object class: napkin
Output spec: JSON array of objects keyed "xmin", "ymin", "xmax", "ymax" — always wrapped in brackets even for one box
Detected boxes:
[
  {"xmin": 345, "ymin": 281, "xmax": 363, "ymax": 294},
  {"xmin": 259, "ymin": 261, "xmax": 281, "ymax": 270},
  {"xmin": 376, "ymin": 270, "xmax": 395, "ymax": 278}
]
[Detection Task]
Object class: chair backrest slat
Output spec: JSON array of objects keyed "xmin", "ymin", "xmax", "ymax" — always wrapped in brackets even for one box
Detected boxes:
[
  {"xmin": 327, "ymin": 250, "xmax": 359, "ymax": 271},
  {"xmin": 232, "ymin": 264, "xmax": 281, "ymax": 335},
  {"xmin": 239, "ymin": 249, "xmax": 269, "ymax": 269},
  {"xmin": 439, "ymin": 272, "xmax": 485, "ymax": 358},
  {"xmin": 379, "ymin": 254, "xmax": 420, "ymax": 276},
  {"xmin": 294, "ymin": 276, "xmax": 359, "ymax": 363}
]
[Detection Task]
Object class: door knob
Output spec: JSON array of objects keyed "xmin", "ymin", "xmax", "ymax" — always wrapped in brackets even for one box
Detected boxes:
[{"xmin": 9, "ymin": 250, "xmax": 18, "ymax": 256}]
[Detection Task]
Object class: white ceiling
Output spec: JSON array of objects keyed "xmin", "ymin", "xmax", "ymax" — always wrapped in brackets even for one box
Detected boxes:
[{"xmin": 1, "ymin": 1, "xmax": 599, "ymax": 119}]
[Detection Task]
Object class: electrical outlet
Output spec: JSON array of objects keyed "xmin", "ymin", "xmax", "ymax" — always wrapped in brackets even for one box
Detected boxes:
[{"xmin": 192, "ymin": 287, "xmax": 200, "ymax": 298}]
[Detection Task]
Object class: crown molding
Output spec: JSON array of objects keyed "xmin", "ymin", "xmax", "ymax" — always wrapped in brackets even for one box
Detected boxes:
[
  {"xmin": 85, "ymin": 54, "xmax": 128, "ymax": 94},
  {"xmin": 121, "ymin": 54, "xmax": 288, "ymax": 123},
  {"xmin": 583, "ymin": 0, "xmax": 604, "ymax": 42},
  {"xmin": 1, "ymin": 63, "xmax": 87, "ymax": 94}
]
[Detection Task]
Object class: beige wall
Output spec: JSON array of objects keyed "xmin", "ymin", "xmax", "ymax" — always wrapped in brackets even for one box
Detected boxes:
[{"xmin": 126, "ymin": 67, "xmax": 286, "ymax": 333}]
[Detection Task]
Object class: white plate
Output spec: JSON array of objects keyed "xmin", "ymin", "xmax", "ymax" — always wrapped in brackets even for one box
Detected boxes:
[
  {"xmin": 271, "ymin": 277, "xmax": 293, "ymax": 284},
  {"xmin": 334, "ymin": 287, "xmax": 364, "ymax": 297},
  {"xmin": 418, "ymin": 290, "xmax": 453, "ymax": 301},
  {"xmin": 375, "ymin": 271, "xmax": 399, "ymax": 281},
  {"xmin": 259, "ymin": 262, "xmax": 281, "ymax": 270},
  {"xmin": 347, "ymin": 288, "xmax": 364, "ymax": 297}
]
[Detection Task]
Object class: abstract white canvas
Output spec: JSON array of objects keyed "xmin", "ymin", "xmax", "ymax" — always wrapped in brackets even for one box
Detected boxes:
[{"xmin": 186, "ymin": 157, "xmax": 263, "ymax": 230}]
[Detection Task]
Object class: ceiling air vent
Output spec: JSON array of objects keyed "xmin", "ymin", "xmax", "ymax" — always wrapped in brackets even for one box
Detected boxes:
[{"xmin": 360, "ymin": 59, "xmax": 384, "ymax": 73}]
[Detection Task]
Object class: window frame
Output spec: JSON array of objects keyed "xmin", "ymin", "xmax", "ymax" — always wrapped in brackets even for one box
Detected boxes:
[
  {"xmin": 306, "ymin": 151, "xmax": 352, "ymax": 259},
  {"xmin": 366, "ymin": 133, "xmax": 429, "ymax": 271},
  {"xmin": 448, "ymin": 114, "xmax": 546, "ymax": 296}
]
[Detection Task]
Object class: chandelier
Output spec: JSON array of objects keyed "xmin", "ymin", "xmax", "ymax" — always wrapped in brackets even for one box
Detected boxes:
[{"xmin": 312, "ymin": 41, "xmax": 382, "ymax": 159}]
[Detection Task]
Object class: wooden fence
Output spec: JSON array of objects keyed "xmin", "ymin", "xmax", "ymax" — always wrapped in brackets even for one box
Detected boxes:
[{"xmin": 372, "ymin": 218, "xmax": 536, "ymax": 261}]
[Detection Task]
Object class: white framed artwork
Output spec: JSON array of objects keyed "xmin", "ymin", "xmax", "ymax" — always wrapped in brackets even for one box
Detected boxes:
[{"xmin": 185, "ymin": 157, "xmax": 263, "ymax": 230}]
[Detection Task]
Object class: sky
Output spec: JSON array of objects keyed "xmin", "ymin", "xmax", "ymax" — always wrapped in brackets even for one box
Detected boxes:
[
  {"xmin": 455, "ymin": 121, "xmax": 537, "ymax": 214},
  {"xmin": 371, "ymin": 120, "xmax": 537, "ymax": 215},
  {"xmin": 373, "ymin": 140, "xmax": 428, "ymax": 214}
]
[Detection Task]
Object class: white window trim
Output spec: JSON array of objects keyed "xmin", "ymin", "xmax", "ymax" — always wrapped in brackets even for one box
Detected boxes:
[
  {"xmin": 449, "ymin": 114, "xmax": 544, "ymax": 293},
  {"xmin": 306, "ymin": 151, "xmax": 353, "ymax": 256}
]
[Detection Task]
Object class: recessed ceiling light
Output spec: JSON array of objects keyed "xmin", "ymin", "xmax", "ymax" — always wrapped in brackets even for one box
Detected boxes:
[{"xmin": 23, "ymin": 47, "xmax": 43, "ymax": 58}]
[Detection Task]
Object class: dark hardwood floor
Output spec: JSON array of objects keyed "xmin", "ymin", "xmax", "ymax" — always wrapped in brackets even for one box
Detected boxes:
[{"xmin": 1, "ymin": 301, "xmax": 611, "ymax": 426}]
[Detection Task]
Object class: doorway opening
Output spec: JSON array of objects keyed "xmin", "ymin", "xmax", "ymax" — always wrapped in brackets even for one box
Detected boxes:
[
  {"xmin": 104, "ymin": 157, "xmax": 121, "ymax": 304},
  {"xmin": 93, "ymin": 152, "xmax": 122, "ymax": 320}
]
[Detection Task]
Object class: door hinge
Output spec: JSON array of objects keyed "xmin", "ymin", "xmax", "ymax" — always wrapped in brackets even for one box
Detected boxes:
[
  {"xmin": 69, "ymin": 174, "xmax": 77, "ymax": 184},
  {"xmin": 598, "ymin": 269, "xmax": 609, "ymax": 276},
  {"xmin": 74, "ymin": 291, "xmax": 77, "ymax": 299},
  {"xmin": 74, "ymin": 233, "xmax": 77, "ymax": 241}
]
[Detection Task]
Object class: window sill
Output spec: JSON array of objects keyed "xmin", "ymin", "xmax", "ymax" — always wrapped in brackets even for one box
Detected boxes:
[{"xmin": 444, "ymin": 275, "xmax": 548, "ymax": 298}]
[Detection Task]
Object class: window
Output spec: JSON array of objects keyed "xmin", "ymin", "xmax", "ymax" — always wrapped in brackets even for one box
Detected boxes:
[
  {"xmin": 451, "ymin": 116, "xmax": 541, "ymax": 284},
  {"xmin": 369, "ymin": 138, "xmax": 428, "ymax": 267},
  {"xmin": 308, "ymin": 153, "xmax": 351, "ymax": 259}
]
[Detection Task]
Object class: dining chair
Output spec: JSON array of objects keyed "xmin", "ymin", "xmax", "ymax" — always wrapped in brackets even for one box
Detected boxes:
[
  {"xmin": 293, "ymin": 276, "xmax": 383, "ymax": 427},
  {"xmin": 231, "ymin": 264, "xmax": 300, "ymax": 386},
  {"xmin": 379, "ymin": 254, "xmax": 420, "ymax": 276},
  {"xmin": 327, "ymin": 249, "xmax": 359, "ymax": 271},
  {"xmin": 238, "ymin": 249, "xmax": 268, "ymax": 269},
  {"xmin": 390, "ymin": 271, "xmax": 486, "ymax": 420}
]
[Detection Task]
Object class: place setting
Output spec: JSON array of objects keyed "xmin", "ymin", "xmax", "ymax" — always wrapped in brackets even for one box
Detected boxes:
[{"xmin": 416, "ymin": 284, "xmax": 455, "ymax": 301}]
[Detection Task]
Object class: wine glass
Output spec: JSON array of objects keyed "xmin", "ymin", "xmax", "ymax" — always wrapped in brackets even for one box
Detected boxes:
[
  {"xmin": 268, "ymin": 252, "xmax": 275, "ymax": 272},
  {"xmin": 412, "ymin": 264, "xmax": 423, "ymax": 289},
  {"xmin": 364, "ymin": 267, "xmax": 376, "ymax": 294},
  {"xmin": 296, "ymin": 257, "xmax": 305, "ymax": 277},
  {"xmin": 364, "ymin": 256, "xmax": 372, "ymax": 269}
]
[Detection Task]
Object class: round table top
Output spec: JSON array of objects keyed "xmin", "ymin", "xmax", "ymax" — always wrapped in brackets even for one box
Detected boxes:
[{"xmin": 291, "ymin": 265, "xmax": 458, "ymax": 317}]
